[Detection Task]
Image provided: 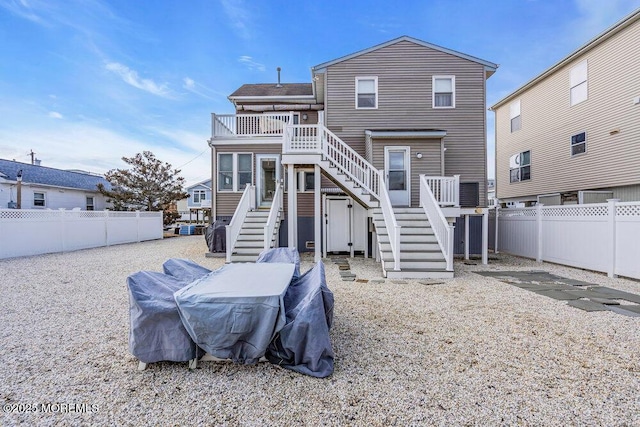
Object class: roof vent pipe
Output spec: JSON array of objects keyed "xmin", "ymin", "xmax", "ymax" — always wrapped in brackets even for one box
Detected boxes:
[{"xmin": 276, "ymin": 67, "xmax": 282, "ymax": 88}]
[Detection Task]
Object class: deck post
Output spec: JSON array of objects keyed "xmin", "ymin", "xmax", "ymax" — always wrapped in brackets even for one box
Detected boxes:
[
  {"xmin": 482, "ymin": 208, "xmax": 488, "ymax": 265},
  {"xmin": 314, "ymin": 164, "xmax": 321, "ymax": 262},
  {"xmin": 287, "ymin": 164, "xmax": 296, "ymax": 249},
  {"xmin": 464, "ymin": 214, "xmax": 470, "ymax": 260}
]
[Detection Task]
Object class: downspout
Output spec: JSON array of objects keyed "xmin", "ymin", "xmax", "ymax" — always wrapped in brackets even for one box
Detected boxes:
[{"xmin": 16, "ymin": 169, "xmax": 22, "ymax": 209}]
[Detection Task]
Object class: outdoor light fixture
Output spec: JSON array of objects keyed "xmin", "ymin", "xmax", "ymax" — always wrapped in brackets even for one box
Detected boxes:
[
  {"xmin": 416, "ymin": 152, "xmax": 423, "ymax": 159},
  {"xmin": 302, "ymin": 113, "xmax": 308, "ymax": 121}
]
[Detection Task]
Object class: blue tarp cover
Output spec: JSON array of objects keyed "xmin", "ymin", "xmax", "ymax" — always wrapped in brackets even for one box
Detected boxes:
[
  {"xmin": 174, "ymin": 263, "xmax": 295, "ymax": 365},
  {"xmin": 266, "ymin": 261, "xmax": 335, "ymax": 377},
  {"xmin": 127, "ymin": 271, "xmax": 200, "ymax": 363}
]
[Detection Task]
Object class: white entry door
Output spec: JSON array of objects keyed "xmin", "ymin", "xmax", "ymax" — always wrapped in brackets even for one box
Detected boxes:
[
  {"xmin": 326, "ymin": 198, "xmax": 351, "ymax": 252},
  {"xmin": 384, "ymin": 146, "xmax": 411, "ymax": 206},
  {"xmin": 256, "ymin": 154, "xmax": 280, "ymax": 207}
]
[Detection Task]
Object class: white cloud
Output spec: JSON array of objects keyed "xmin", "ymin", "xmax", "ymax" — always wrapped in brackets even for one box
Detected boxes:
[
  {"xmin": 105, "ymin": 62, "xmax": 172, "ymax": 98},
  {"xmin": 238, "ymin": 56, "xmax": 266, "ymax": 72},
  {"xmin": 220, "ymin": 0, "xmax": 251, "ymax": 39},
  {"xmin": 48, "ymin": 111, "xmax": 63, "ymax": 119},
  {"xmin": 571, "ymin": 0, "xmax": 640, "ymax": 44}
]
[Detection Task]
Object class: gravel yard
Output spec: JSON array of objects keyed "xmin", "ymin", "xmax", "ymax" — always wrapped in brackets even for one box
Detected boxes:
[{"xmin": 1, "ymin": 235, "xmax": 639, "ymax": 426}]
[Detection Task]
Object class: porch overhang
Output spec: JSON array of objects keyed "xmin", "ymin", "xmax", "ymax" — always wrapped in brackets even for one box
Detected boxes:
[{"xmin": 365, "ymin": 129, "xmax": 447, "ymax": 139}]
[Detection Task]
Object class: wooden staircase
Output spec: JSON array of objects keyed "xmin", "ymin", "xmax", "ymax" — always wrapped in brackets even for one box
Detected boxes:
[
  {"xmin": 230, "ymin": 209, "xmax": 282, "ymax": 262},
  {"xmin": 372, "ymin": 207, "xmax": 453, "ymax": 279}
]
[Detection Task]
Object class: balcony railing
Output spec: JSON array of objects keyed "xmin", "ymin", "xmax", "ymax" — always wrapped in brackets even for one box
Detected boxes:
[
  {"xmin": 212, "ymin": 113, "xmax": 296, "ymax": 138},
  {"xmin": 422, "ymin": 176, "xmax": 460, "ymax": 207}
]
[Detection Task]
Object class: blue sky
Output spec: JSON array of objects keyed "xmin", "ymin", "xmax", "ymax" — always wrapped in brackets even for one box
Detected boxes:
[{"xmin": 1, "ymin": 0, "xmax": 639, "ymax": 186}]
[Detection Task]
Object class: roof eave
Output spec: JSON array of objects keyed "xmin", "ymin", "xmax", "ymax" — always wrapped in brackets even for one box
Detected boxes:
[{"xmin": 490, "ymin": 8, "xmax": 640, "ymax": 110}]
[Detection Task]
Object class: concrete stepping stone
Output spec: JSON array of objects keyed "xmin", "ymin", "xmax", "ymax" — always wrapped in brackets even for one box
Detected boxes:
[
  {"xmin": 605, "ymin": 305, "xmax": 640, "ymax": 317},
  {"xmin": 532, "ymin": 290, "xmax": 582, "ymax": 300},
  {"xmin": 567, "ymin": 299, "xmax": 609, "ymax": 312}
]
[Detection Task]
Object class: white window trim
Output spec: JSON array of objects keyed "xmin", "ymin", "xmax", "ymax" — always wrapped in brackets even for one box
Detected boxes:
[
  {"xmin": 33, "ymin": 191, "xmax": 46, "ymax": 208},
  {"xmin": 432, "ymin": 75, "xmax": 456, "ymax": 109},
  {"xmin": 570, "ymin": 60, "xmax": 588, "ymax": 106},
  {"xmin": 510, "ymin": 99, "xmax": 521, "ymax": 132},
  {"xmin": 86, "ymin": 195, "xmax": 95, "ymax": 210},
  {"xmin": 355, "ymin": 76, "xmax": 378, "ymax": 109},
  {"xmin": 217, "ymin": 153, "xmax": 254, "ymax": 192},
  {"xmin": 570, "ymin": 131, "xmax": 587, "ymax": 157},
  {"xmin": 509, "ymin": 150, "xmax": 531, "ymax": 183},
  {"xmin": 296, "ymin": 169, "xmax": 315, "ymax": 193},
  {"xmin": 192, "ymin": 189, "xmax": 206, "ymax": 203}
]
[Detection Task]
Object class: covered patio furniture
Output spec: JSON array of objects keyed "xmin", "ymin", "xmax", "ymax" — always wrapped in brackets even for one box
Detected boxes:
[
  {"xmin": 174, "ymin": 262, "xmax": 295, "ymax": 365},
  {"xmin": 162, "ymin": 258, "xmax": 212, "ymax": 283},
  {"xmin": 127, "ymin": 271, "xmax": 201, "ymax": 368},
  {"xmin": 256, "ymin": 247, "xmax": 301, "ymax": 280},
  {"xmin": 267, "ymin": 261, "xmax": 335, "ymax": 377}
]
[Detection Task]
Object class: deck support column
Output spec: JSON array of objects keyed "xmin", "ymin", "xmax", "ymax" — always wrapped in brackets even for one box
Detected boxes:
[
  {"xmin": 314, "ymin": 164, "xmax": 321, "ymax": 262},
  {"xmin": 287, "ymin": 164, "xmax": 297, "ymax": 249}
]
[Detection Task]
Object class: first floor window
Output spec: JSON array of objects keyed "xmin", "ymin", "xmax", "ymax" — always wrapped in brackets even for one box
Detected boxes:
[
  {"xmin": 433, "ymin": 75, "xmax": 455, "ymax": 108},
  {"xmin": 192, "ymin": 190, "xmax": 206, "ymax": 203},
  {"xmin": 34, "ymin": 192, "xmax": 46, "ymax": 207},
  {"xmin": 356, "ymin": 77, "xmax": 377, "ymax": 109},
  {"xmin": 297, "ymin": 171, "xmax": 315, "ymax": 192},
  {"xmin": 86, "ymin": 196, "xmax": 94, "ymax": 210},
  {"xmin": 218, "ymin": 154, "xmax": 234, "ymax": 191},
  {"xmin": 509, "ymin": 150, "xmax": 531, "ymax": 183},
  {"xmin": 571, "ymin": 132, "xmax": 586, "ymax": 156},
  {"xmin": 218, "ymin": 153, "xmax": 254, "ymax": 191}
]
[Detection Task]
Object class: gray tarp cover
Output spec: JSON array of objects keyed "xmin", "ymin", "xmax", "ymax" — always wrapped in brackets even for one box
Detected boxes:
[
  {"xmin": 256, "ymin": 247, "xmax": 301, "ymax": 280},
  {"xmin": 127, "ymin": 271, "xmax": 200, "ymax": 363},
  {"xmin": 266, "ymin": 261, "xmax": 335, "ymax": 377},
  {"xmin": 174, "ymin": 263, "xmax": 295, "ymax": 364},
  {"xmin": 163, "ymin": 258, "xmax": 212, "ymax": 283}
]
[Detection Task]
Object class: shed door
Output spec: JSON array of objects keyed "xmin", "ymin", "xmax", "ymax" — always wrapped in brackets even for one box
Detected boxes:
[
  {"xmin": 326, "ymin": 198, "xmax": 350, "ymax": 252},
  {"xmin": 385, "ymin": 146, "xmax": 411, "ymax": 206}
]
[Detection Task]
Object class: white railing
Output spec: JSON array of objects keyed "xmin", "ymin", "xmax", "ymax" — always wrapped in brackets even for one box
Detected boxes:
[
  {"xmin": 284, "ymin": 124, "xmax": 381, "ymax": 199},
  {"xmin": 264, "ymin": 182, "xmax": 283, "ymax": 250},
  {"xmin": 284, "ymin": 123, "xmax": 400, "ymax": 270},
  {"xmin": 420, "ymin": 175, "xmax": 454, "ymax": 271},
  {"xmin": 0, "ymin": 209, "xmax": 163, "ymax": 259},
  {"xmin": 212, "ymin": 113, "xmax": 294, "ymax": 138},
  {"xmin": 423, "ymin": 176, "xmax": 460, "ymax": 207},
  {"xmin": 225, "ymin": 184, "xmax": 255, "ymax": 262},
  {"xmin": 378, "ymin": 170, "xmax": 401, "ymax": 271}
]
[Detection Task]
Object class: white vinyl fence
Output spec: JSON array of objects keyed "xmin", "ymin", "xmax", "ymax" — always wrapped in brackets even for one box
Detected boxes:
[
  {"xmin": 0, "ymin": 209, "xmax": 163, "ymax": 259},
  {"xmin": 494, "ymin": 200, "xmax": 640, "ymax": 280}
]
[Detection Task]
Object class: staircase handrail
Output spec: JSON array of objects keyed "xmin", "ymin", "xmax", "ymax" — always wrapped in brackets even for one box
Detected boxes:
[
  {"xmin": 378, "ymin": 170, "xmax": 401, "ymax": 271},
  {"xmin": 420, "ymin": 175, "xmax": 454, "ymax": 271},
  {"xmin": 225, "ymin": 183, "xmax": 256, "ymax": 262},
  {"xmin": 263, "ymin": 182, "xmax": 283, "ymax": 250}
]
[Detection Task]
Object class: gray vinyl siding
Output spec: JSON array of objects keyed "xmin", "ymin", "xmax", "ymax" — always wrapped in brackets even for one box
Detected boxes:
[
  {"xmin": 612, "ymin": 184, "xmax": 640, "ymax": 202},
  {"xmin": 213, "ymin": 143, "xmax": 318, "ymax": 217},
  {"xmin": 370, "ymin": 138, "xmax": 442, "ymax": 206},
  {"xmin": 325, "ymin": 40, "xmax": 488, "ymax": 206},
  {"xmin": 495, "ymin": 18, "xmax": 640, "ymax": 201}
]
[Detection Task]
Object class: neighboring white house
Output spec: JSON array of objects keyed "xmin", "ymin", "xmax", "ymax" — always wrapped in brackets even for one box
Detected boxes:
[
  {"xmin": 185, "ymin": 179, "xmax": 212, "ymax": 223},
  {"xmin": 0, "ymin": 159, "xmax": 110, "ymax": 210},
  {"xmin": 490, "ymin": 9, "xmax": 640, "ymax": 206}
]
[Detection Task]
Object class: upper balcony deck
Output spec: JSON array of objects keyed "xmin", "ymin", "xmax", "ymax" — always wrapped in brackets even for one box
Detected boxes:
[{"xmin": 211, "ymin": 112, "xmax": 320, "ymax": 140}]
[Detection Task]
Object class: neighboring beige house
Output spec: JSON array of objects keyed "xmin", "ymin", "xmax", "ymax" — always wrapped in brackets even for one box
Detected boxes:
[
  {"xmin": 491, "ymin": 9, "xmax": 640, "ymax": 206},
  {"xmin": 209, "ymin": 36, "xmax": 497, "ymax": 278}
]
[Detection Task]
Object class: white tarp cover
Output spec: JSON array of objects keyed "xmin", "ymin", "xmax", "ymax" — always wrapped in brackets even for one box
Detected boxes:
[
  {"xmin": 174, "ymin": 263, "xmax": 295, "ymax": 364},
  {"xmin": 127, "ymin": 271, "xmax": 201, "ymax": 363},
  {"xmin": 266, "ymin": 261, "xmax": 335, "ymax": 377}
]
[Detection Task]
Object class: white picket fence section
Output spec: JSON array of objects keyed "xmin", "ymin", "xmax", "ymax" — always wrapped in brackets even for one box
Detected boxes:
[
  {"xmin": 0, "ymin": 209, "xmax": 163, "ymax": 259},
  {"xmin": 495, "ymin": 200, "xmax": 640, "ymax": 280}
]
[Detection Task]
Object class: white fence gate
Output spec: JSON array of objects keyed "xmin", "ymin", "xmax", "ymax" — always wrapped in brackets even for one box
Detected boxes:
[
  {"xmin": 494, "ymin": 200, "xmax": 640, "ymax": 280},
  {"xmin": 0, "ymin": 209, "xmax": 163, "ymax": 259}
]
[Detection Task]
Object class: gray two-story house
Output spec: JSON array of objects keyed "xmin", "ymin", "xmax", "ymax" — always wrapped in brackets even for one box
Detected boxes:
[{"xmin": 209, "ymin": 36, "xmax": 497, "ymax": 278}]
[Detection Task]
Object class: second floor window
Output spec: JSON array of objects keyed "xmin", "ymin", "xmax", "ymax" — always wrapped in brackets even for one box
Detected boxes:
[
  {"xmin": 509, "ymin": 150, "xmax": 531, "ymax": 183},
  {"xmin": 193, "ymin": 190, "xmax": 206, "ymax": 203},
  {"xmin": 356, "ymin": 77, "xmax": 377, "ymax": 109},
  {"xmin": 510, "ymin": 99, "xmax": 521, "ymax": 132},
  {"xmin": 570, "ymin": 60, "xmax": 588, "ymax": 106},
  {"xmin": 34, "ymin": 192, "xmax": 46, "ymax": 207},
  {"xmin": 433, "ymin": 76, "xmax": 455, "ymax": 108}
]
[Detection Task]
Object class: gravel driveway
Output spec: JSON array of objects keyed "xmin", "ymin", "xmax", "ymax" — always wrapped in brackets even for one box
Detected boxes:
[{"xmin": 1, "ymin": 236, "xmax": 638, "ymax": 426}]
